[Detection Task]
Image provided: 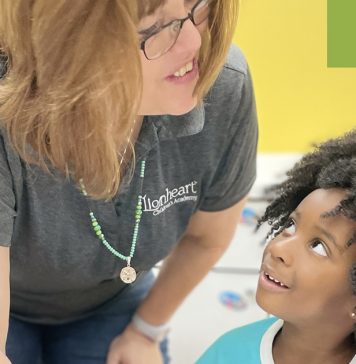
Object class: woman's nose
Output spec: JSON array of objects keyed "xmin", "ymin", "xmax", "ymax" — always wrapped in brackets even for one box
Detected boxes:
[{"xmin": 173, "ymin": 17, "xmax": 202, "ymax": 54}]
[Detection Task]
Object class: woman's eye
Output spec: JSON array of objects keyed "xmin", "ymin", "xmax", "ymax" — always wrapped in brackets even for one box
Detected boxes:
[
  {"xmin": 310, "ymin": 240, "xmax": 328, "ymax": 257},
  {"xmin": 139, "ymin": 22, "xmax": 160, "ymax": 38},
  {"xmin": 284, "ymin": 219, "xmax": 296, "ymax": 235}
]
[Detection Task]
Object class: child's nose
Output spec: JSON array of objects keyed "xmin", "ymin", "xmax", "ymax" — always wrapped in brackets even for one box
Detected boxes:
[{"xmin": 268, "ymin": 238, "xmax": 294, "ymax": 267}]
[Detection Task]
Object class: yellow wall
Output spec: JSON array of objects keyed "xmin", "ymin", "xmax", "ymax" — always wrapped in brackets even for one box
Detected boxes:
[{"xmin": 233, "ymin": 0, "xmax": 356, "ymax": 152}]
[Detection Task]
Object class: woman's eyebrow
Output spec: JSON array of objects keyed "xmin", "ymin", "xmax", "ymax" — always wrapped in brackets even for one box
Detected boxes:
[
  {"xmin": 139, "ymin": 5, "xmax": 167, "ymax": 34},
  {"xmin": 138, "ymin": 23, "xmax": 160, "ymax": 36}
]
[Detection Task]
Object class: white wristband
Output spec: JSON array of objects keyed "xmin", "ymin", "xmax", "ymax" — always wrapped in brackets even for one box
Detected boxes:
[{"xmin": 132, "ymin": 313, "xmax": 170, "ymax": 342}]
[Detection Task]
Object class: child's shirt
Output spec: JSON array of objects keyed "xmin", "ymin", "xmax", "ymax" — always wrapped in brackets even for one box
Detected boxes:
[{"xmin": 196, "ymin": 317, "xmax": 356, "ymax": 364}]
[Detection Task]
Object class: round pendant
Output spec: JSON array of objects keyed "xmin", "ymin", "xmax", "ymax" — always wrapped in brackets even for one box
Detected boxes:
[{"xmin": 120, "ymin": 266, "xmax": 137, "ymax": 284}]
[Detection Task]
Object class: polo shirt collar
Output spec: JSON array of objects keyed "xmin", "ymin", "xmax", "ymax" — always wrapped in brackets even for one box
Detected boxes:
[
  {"xmin": 147, "ymin": 102, "xmax": 205, "ymax": 140},
  {"xmin": 133, "ymin": 103, "xmax": 205, "ymax": 164}
]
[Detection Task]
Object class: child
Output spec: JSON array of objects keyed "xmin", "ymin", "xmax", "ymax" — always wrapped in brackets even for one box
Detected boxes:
[{"xmin": 197, "ymin": 130, "xmax": 356, "ymax": 364}]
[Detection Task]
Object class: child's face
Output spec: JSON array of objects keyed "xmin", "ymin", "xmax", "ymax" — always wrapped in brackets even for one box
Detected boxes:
[{"xmin": 256, "ymin": 188, "xmax": 356, "ymax": 331}]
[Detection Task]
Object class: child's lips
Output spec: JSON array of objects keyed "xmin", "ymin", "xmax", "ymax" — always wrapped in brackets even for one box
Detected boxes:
[
  {"xmin": 263, "ymin": 271, "xmax": 289, "ymax": 288},
  {"xmin": 261, "ymin": 264, "xmax": 291, "ymax": 289},
  {"xmin": 259, "ymin": 271, "xmax": 290, "ymax": 292}
]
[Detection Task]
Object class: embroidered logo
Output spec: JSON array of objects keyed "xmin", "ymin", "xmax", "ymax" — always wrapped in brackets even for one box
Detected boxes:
[{"xmin": 142, "ymin": 181, "xmax": 198, "ymax": 216}]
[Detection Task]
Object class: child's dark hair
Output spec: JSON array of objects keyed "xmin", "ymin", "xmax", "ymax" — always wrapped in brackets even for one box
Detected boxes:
[{"xmin": 258, "ymin": 129, "xmax": 356, "ymax": 340}]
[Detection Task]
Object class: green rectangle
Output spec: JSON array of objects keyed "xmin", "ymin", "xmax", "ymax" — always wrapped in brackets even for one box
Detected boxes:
[{"xmin": 328, "ymin": 0, "xmax": 356, "ymax": 67}]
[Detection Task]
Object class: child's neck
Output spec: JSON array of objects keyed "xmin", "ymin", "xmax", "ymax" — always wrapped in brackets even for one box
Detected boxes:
[{"xmin": 272, "ymin": 321, "xmax": 355, "ymax": 364}]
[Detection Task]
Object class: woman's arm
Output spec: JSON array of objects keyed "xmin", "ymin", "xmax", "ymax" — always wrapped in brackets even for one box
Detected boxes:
[
  {"xmin": 0, "ymin": 246, "xmax": 10, "ymax": 363},
  {"xmin": 106, "ymin": 196, "xmax": 248, "ymax": 364},
  {"xmin": 135, "ymin": 195, "xmax": 248, "ymax": 325}
]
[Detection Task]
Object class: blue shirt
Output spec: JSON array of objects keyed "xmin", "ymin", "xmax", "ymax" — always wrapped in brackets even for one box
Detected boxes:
[
  {"xmin": 197, "ymin": 318, "xmax": 356, "ymax": 364},
  {"xmin": 196, "ymin": 318, "xmax": 279, "ymax": 364}
]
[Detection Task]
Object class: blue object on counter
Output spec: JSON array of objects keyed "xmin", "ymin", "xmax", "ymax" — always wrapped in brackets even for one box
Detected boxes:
[
  {"xmin": 241, "ymin": 207, "xmax": 259, "ymax": 226},
  {"xmin": 219, "ymin": 291, "xmax": 247, "ymax": 310}
]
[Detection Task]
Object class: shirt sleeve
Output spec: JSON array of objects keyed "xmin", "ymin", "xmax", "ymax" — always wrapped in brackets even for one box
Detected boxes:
[
  {"xmin": 0, "ymin": 133, "xmax": 17, "ymax": 246},
  {"xmin": 199, "ymin": 66, "xmax": 258, "ymax": 211}
]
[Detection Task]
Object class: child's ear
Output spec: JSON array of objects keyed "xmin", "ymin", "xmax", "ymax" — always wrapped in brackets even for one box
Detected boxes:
[
  {"xmin": 351, "ymin": 308, "xmax": 356, "ymax": 320},
  {"xmin": 350, "ymin": 300, "xmax": 356, "ymax": 321}
]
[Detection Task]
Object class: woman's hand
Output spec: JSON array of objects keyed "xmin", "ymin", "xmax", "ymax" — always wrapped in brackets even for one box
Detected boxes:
[{"xmin": 106, "ymin": 324, "xmax": 163, "ymax": 364}]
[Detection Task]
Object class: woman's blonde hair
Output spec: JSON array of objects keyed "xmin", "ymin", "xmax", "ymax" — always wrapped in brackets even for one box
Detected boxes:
[{"xmin": 0, "ymin": 0, "xmax": 239, "ymax": 199}]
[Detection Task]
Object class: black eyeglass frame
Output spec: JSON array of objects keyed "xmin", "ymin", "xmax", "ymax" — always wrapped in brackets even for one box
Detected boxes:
[{"xmin": 139, "ymin": 0, "xmax": 210, "ymax": 60}]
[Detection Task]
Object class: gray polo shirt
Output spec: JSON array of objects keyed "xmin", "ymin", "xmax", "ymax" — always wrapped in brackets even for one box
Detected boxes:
[{"xmin": 0, "ymin": 45, "xmax": 258, "ymax": 324}]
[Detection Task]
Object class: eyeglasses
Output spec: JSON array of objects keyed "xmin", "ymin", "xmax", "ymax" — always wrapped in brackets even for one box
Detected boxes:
[{"xmin": 139, "ymin": 0, "xmax": 211, "ymax": 60}]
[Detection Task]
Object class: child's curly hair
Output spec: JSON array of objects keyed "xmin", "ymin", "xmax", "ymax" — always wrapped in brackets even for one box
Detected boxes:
[{"xmin": 258, "ymin": 129, "xmax": 356, "ymax": 340}]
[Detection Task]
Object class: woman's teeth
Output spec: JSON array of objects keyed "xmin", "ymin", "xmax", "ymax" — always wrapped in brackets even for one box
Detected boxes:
[{"xmin": 174, "ymin": 61, "xmax": 194, "ymax": 77}]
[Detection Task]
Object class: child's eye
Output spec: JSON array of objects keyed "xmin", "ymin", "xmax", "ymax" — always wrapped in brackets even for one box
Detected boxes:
[
  {"xmin": 310, "ymin": 240, "xmax": 328, "ymax": 257},
  {"xmin": 283, "ymin": 218, "xmax": 296, "ymax": 235}
]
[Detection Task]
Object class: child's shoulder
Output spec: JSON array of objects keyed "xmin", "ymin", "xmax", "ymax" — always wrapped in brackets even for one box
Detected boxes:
[
  {"xmin": 196, "ymin": 317, "xmax": 278, "ymax": 364},
  {"xmin": 212, "ymin": 317, "xmax": 278, "ymax": 350}
]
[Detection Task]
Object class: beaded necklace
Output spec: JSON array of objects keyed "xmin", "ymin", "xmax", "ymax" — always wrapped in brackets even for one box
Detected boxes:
[{"xmin": 80, "ymin": 121, "xmax": 146, "ymax": 284}]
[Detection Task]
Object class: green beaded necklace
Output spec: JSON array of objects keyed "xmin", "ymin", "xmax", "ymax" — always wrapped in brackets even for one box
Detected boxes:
[{"xmin": 80, "ymin": 160, "xmax": 146, "ymax": 284}]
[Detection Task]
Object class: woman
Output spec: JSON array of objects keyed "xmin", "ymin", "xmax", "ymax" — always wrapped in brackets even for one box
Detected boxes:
[{"xmin": 0, "ymin": 0, "xmax": 258, "ymax": 363}]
